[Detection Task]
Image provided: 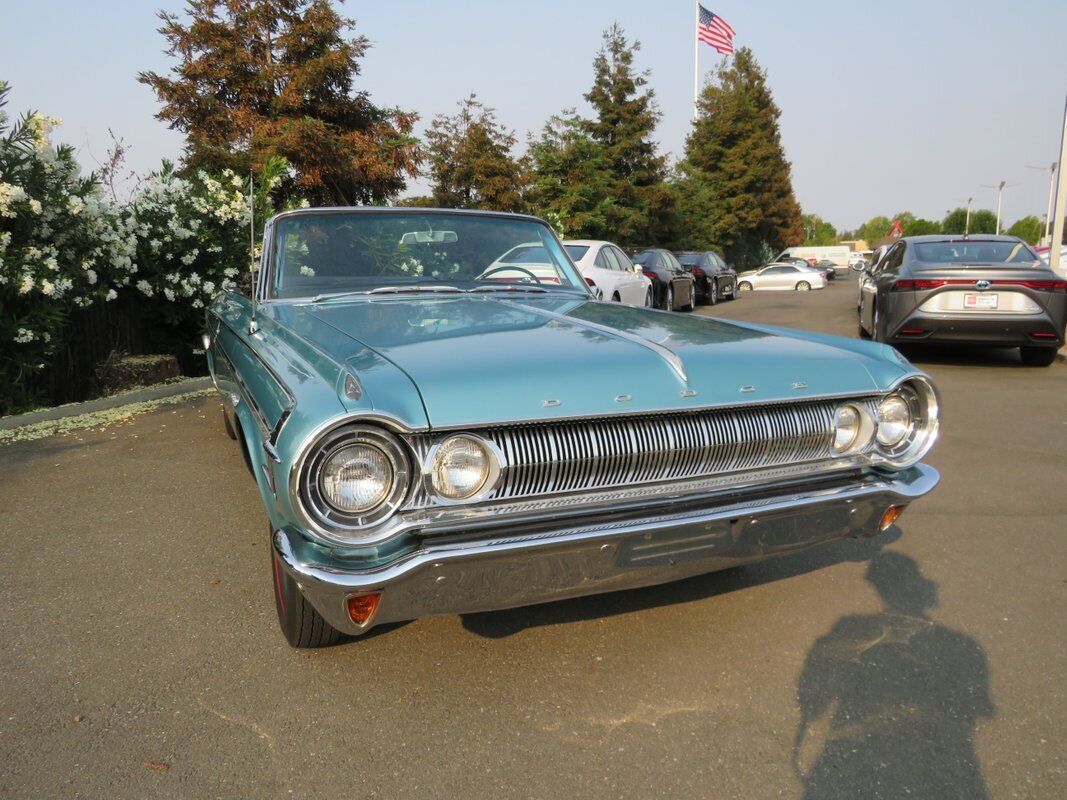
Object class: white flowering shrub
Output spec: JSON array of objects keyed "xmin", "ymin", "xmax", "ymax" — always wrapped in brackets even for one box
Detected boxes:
[
  {"xmin": 0, "ymin": 81, "xmax": 294, "ymax": 413},
  {"xmin": 0, "ymin": 82, "xmax": 139, "ymax": 411}
]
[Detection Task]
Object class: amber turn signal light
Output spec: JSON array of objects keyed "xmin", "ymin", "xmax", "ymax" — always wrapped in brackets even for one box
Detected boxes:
[
  {"xmin": 879, "ymin": 505, "xmax": 905, "ymax": 531},
  {"xmin": 347, "ymin": 593, "xmax": 381, "ymax": 625}
]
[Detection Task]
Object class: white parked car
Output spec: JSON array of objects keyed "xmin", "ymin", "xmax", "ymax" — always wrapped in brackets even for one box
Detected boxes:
[
  {"xmin": 736, "ymin": 263, "xmax": 827, "ymax": 292},
  {"xmin": 563, "ymin": 240, "xmax": 654, "ymax": 306}
]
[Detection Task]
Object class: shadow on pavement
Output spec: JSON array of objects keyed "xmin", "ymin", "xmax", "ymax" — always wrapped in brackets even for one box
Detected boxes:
[
  {"xmin": 793, "ymin": 551, "xmax": 992, "ymax": 799},
  {"xmin": 460, "ymin": 528, "xmax": 900, "ymax": 639}
]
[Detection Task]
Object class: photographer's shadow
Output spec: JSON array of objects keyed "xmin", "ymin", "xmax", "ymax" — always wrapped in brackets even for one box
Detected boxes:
[{"xmin": 794, "ymin": 552, "xmax": 992, "ymax": 799}]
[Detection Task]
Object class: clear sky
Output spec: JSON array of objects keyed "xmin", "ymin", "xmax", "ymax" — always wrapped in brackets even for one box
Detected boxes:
[{"xmin": 3, "ymin": 0, "xmax": 1065, "ymax": 231}]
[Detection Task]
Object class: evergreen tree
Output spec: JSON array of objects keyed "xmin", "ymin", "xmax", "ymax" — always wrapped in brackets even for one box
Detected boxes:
[
  {"xmin": 138, "ymin": 0, "xmax": 420, "ymax": 205},
  {"xmin": 674, "ymin": 48, "xmax": 802, "ymax": 264},
  {"xmin": 525, "ymin": 110, "xmax": 612, "ymax": 238},
  {"xmin": 525, "ymin": 25, "xmax": 670, "ymax": 243},
  {"xmin": 424, "ymin": 94, "xmax": 524, "ymax": 212}
]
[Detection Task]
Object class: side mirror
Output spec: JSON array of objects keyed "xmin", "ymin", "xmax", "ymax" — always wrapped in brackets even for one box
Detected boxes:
[{"xmin": 850, "ymin": 262, "xmax": 866, "ymax": 273}]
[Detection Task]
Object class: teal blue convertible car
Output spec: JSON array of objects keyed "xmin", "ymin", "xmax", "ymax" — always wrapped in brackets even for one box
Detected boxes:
[{"xmin": 206, "ymin": 208, "xmax": 941, "ymax": 647}]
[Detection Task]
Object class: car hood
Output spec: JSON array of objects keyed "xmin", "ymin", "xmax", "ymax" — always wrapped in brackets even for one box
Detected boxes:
[{"xmin": 293, "ymin": 295, "xmax": 891, "ymax": 428}]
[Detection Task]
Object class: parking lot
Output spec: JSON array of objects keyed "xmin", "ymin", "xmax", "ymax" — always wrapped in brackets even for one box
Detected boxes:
[{"xmin": 1, "ymin": 277, "xmax": 1065, "ymax": 799}]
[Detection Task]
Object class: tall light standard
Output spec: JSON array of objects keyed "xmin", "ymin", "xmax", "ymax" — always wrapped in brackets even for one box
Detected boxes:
[
  {"xmin": 980, "ymin": 181, "xmax": 1017, "ymax": 234},
  {"xmin": 965, "ymin": 196, "xmax": 973, "ymax": 235},
  {"xmin": 1027, "ymin": 162, "xmax": 1058, "ymax": 245}
]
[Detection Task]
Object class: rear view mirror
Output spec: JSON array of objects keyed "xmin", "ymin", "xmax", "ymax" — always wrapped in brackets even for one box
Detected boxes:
[{"xmin": 399, "ymin": 230, "xmax": 458, "ymax": 245}]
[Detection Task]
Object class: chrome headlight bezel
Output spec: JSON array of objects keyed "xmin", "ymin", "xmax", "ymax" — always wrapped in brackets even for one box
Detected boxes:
[
  {"xmin": 873, "ymin": 376, "xmax": 940, "ymax": 468},
  {"xmin": 424, "ymin": 434, "xmax": 502, "ymax": 504},
  {"xmin": 297, "ymin": 424, "xmax": 411, "ymax": 534}
]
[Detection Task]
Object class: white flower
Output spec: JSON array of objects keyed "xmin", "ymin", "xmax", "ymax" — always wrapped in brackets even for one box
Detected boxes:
[
  {"xmin": 105, "ymin": 289, "xmax": 117, "ymax": 301},
  {"xmin": 299, "ymin": 265, "xmax": 316, "ymax": 277},
  {"xmin": 136, "ymin": 279, "xmax": 153, "ymax": 296},
  {"xmin": 202, "ymin": 281, "xmax": 215, "ymax": 294},
  {"xmin": 28, "ymin": 198, "xmax": 42, "ymax": 214},
  {"xmin": 67, "ymin": 195, "xmax": 84, "ymax": 215},
  {"xmin": 163, "ymin": 288, "xmax": 175, "ymax": 301},
  {"xmin": 85, "ymin": 269, "xmax": 97, "ymax": 285},
  {"xmin": 40, "ymin": 279, "xmax": 55, "ymax": 296},
  {"xmin": 18, "ymin": 275, "xmax": 34, "ymax": 294},
  {"xmin": 0, "ymin": 182, "xmax": 28, "ymax": 217},
  {"xmin": 14, "ymin": 328, "xmax": 35, "ymax": 344}
]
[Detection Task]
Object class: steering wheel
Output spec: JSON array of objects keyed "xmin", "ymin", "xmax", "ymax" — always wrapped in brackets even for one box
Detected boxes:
[{"xmin": 477, "ymin": 266, "xmax": 543, "ymax": 284}]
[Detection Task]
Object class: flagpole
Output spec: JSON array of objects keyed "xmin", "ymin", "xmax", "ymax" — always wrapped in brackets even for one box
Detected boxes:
[{"xmin": 693, "ymin": 0, "xmax": 699, "ymax": 120}]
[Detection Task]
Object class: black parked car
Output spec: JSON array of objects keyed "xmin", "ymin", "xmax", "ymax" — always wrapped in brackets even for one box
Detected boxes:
[
  {"xmin": 632, "ymin": 249, "xmax": 697, "ymax": 311},
  {"xmin": 815, "ymin": 259, "xmax": 838, "ymax": 280},
  {"xmin": 857, "ymin": 234, "xmax": 1066, "ymax": 366},
  {"xmin": 676, "ymin": 251, "xmax": 738, "ymax": 304}
]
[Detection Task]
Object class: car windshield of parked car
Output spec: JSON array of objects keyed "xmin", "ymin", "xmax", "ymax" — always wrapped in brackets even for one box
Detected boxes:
[
  {"xmin": 270, "ymin": 212, "xmax": 586, "ymax": 298},
  {"xmin": 912, "ymin": 240, "xmax": 1039, "ymax": 265},
  {"xmin": 631, "ymin": 251, "xmax": 655, "ymax": 267},
  {"xmin": 563, "ymin": 244, "xmax": 590, "ymax": 261},
  {"xmin": 676, "ymin": 253, "xmax": 703, "ymax": 267}
]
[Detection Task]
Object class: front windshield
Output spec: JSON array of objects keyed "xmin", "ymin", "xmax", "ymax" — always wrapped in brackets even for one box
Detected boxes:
[
  {"xmin": 912, "ymin": 240, "xmax": 1039, "ymax": 265},
  {"xmin": 270, "ymin": 211, "xmax": 586, "ymax": 299}
]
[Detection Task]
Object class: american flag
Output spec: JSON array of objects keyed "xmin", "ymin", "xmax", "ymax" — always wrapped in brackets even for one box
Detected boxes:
[{"xmin": 698, "ymin": 5, "xmax": 735, "ymax": 55}]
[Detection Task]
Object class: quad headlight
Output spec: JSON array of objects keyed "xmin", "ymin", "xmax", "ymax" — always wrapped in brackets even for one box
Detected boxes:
[
  {"xmin": 297, "ymin": 425, "xmax": 411, "ymax": 537},
  {"xmin": 428, "ymin": 434, "xmax": 501, "ymax": 501},
  {"xmin": 872, "ymin": 378, "xmax": 939, "ymax": 467},
  {"xmin": 833, "ymin": 403, "xmax": 875, "ymax": 454},
  {"xmin": 831, "ymin": 377, "xmax": 938, "ymax": 467}
]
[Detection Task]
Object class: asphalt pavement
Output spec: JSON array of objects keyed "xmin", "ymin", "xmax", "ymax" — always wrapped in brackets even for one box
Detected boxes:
[{"xmin": 1, "ymin": 277, "xmax": 1065, "ymax": 799}]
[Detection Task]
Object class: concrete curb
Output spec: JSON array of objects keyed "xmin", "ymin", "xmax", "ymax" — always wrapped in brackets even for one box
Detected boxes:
[{"xmin": 0, "ymin": 377, "xmax": 214, "ymax": 431}]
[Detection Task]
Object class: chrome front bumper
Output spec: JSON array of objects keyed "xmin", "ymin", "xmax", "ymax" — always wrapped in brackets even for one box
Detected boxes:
[{"xmin": 273, "ymin": 465, "xmax": 939, "ymax": 635}]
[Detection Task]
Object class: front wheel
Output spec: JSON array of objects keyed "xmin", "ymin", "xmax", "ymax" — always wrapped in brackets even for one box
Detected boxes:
[
  {"xmin": 795, "ymin": 281, "xmax": 811, "ymax": 291},
  {"xmin": 708, "ymin": 281, "xmax": 718, "ymax": 305},
  {"xmin": 272, "ymin": 531, "xmax": 342, "ymax": 648},
  {"xmin": 738, "ymin": 281, "xmax": 753, "ymax": 292},
  {"xmin": 644, "ymin": 288, "xmax": 653, "ymax": 307},
  {"xmin": 664, "ymin": 285, "xmax": 674, "ymax": 311},
  {"xmin": 1020, "ymin": 346, "xmax": 1058, "ymax": 367}
]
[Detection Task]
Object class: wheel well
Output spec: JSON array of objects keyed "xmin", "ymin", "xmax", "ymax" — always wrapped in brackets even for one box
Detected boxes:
[{"xmin": 612, "ymin": 292, "xmax": 621, "ymax": 301}]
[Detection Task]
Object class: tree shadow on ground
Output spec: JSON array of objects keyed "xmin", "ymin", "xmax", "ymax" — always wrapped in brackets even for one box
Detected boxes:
[
  {"xmin": 793, "ymin": 551, "xmax": 992, "ymax": 799},
  {"xmin": 460, "ymin": 529, "xmax": 900, "ymax": 639}
]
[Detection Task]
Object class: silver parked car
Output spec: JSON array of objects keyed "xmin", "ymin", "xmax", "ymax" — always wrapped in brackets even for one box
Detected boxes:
[
  {"xmin": 736, "ymin": 263, "xmax": 828, "ymax": 292},
  {"xmin": 857, "ymin": 235, "xmax": 1067, "ymax": 366}
]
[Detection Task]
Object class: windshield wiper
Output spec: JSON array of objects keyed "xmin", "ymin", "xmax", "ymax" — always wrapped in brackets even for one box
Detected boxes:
[
  {"xmin": 467, "ymin": 284, "xmax": 549, "ymax": 294},
  {"xmin": 312, "ymin": 285, "xmax": 463, "ymax": 302}
]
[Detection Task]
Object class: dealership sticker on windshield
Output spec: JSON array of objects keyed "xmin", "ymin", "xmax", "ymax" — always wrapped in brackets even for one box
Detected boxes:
[{"xmin": 964, "ymin": 293, "xmax": 998, "ymax": 309}]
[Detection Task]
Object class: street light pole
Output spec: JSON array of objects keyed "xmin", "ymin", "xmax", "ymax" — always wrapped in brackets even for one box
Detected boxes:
[
  {"xmin": 980, "ymin": 181, "xmax": 1017, "ymax": 235},
  {"xmin": 1050, "ymin": 94, "xmax": 1067, "ymax": 277},
  {"xmin": 1027, "ymin": 162, "xmax": 1058, "ymax": 245},
  {"xmin": 966, "ymin": 196, "xmax": 973, "ymax": 235}
]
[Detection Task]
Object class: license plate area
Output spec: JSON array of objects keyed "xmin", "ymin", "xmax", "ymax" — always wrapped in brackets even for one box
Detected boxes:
[{"xmin": 964, "ymin": 292, "xmax": 998, "ymax": 309}]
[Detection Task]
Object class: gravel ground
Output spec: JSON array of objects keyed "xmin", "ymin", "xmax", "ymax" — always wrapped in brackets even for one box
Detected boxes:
[{"xmin": 1, "ymin": 277, "xmax": 1064, "ymax": 799}]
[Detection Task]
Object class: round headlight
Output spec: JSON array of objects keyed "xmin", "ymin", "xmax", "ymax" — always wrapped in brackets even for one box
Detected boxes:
[
  {"xmin": 320, "ymin": 444, "xmax": 393, "ymax": 513},
  {"xmin": 833, "ymin": 404, "xmax": 862, "ymax": 453},
  {"xmin": 429, "ymin": 435, "xmax": 499, "ymax": 501},
  {"xmin": 876, "ymin": 394, "xmax": 913, "ymax": 447},
  {"xmin": 297, "ymin": 424, "xmax": 411, "ymax": 539}
]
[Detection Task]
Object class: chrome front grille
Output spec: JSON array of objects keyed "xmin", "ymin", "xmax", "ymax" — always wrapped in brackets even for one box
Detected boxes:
[{"xmin": 406, "ymin": 398, "xmax": 875, "ymax": 508}]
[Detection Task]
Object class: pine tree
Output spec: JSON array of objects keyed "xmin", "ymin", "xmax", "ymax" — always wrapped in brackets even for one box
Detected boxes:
[
  {"xmin": 525, "ymin": 25, "xmax": 670, "ymax": 244},
  {"xmin": 138, "ymin": 0, "xmax": 420, "ymax": 205},
  {"xmin": 675, "ymin": 48, "xmax": 802, "ymax": 264},
  {"xmin": 525, "ymin": 110, "xmax": 613, "ymax": 238},
  {"xmin": 424, "ymin": 94, "xmax": 524, "ymax": 212}
]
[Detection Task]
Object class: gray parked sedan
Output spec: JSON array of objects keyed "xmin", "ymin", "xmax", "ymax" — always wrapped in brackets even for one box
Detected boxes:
[{"xmin": 857, "ymin": 235, "xmax": 1066, "ymax": 366}]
